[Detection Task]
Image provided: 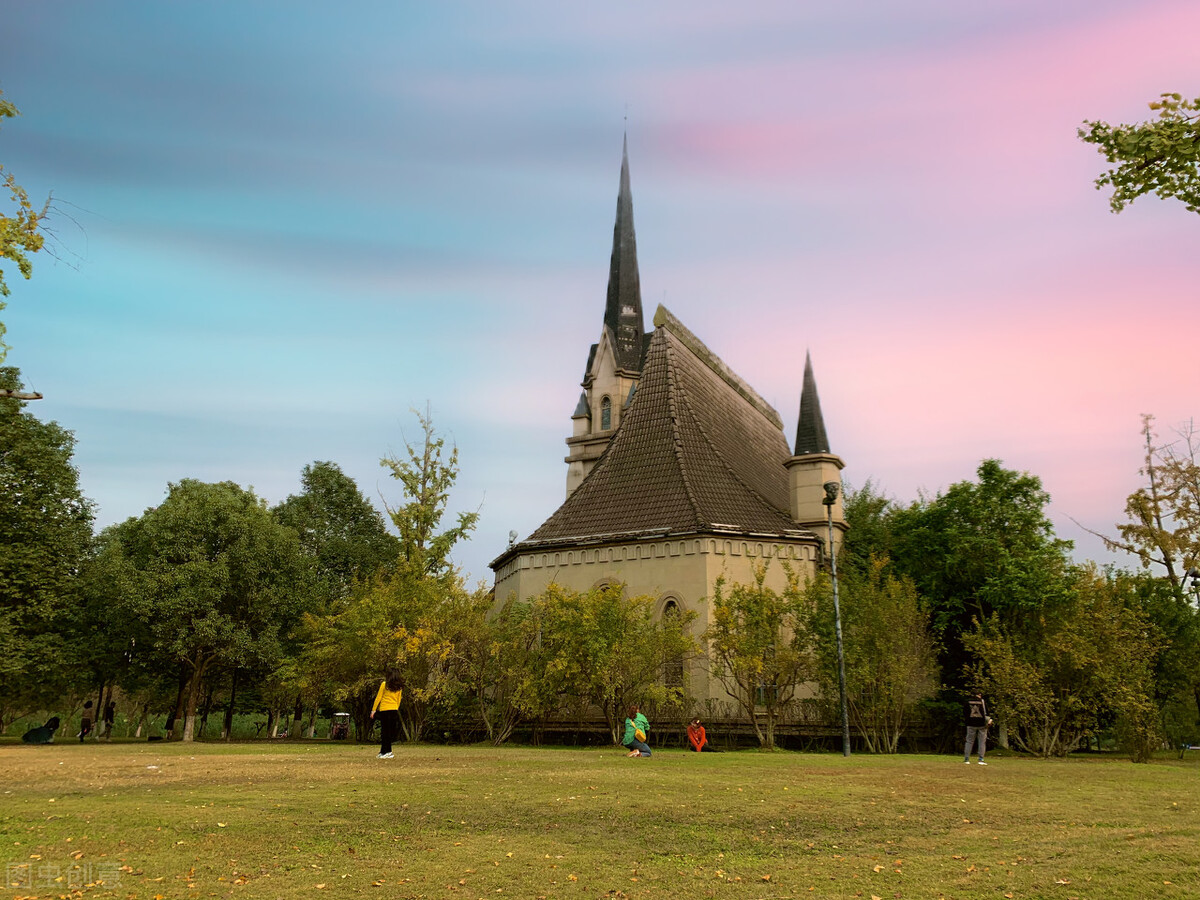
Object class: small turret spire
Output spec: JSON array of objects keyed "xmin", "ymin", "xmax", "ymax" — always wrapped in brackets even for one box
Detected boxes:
[
  {"xmin": 603, "ymin": 133, "xmax": 645, "ymax": 371},
  {"xmin": 794, "ymin": 351, "xmax": 831, "ymax": 455}
]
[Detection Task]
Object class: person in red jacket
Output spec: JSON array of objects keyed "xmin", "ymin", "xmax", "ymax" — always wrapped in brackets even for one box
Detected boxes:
[{"xmin": 687, "ymin": 717, "xmax": 720, "ymax": 752}]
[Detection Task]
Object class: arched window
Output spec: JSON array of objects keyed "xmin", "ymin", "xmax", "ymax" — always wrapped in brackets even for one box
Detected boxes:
[
  {"xmin": 662, "ymin": 598, "xmax": 685, "ymax": 689},
  {"xmin": 600, "ymin": 396, "xmax": 612, "ymax": 430}
]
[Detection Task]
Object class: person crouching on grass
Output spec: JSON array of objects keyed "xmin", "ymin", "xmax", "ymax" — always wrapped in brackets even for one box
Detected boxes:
[
  {"xmin": 687, "ymin": 717, "xmax": 721, "ymax": 752},
  {"xmin": 370, "ymin": 669, "xmax": 403, "ymax": 759},
  {"xmin": 623, "ymin": 705, "xmax": 651, "ymax": 758}
]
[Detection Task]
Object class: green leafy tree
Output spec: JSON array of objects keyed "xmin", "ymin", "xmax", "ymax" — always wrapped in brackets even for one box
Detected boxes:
[
  {"xmin": 0, "ymin": 368, "xmax": 93, "ymax": 729},
  {"xmin": 299, "ymin": 410, "xmax": 479, "ymax": 742},
  {"xmin": 110, "ymin": 480, "xmax": 312, "ymax": 741},
  {"xmin": 840, "ymin": 479, "xmax": 899, "ymax": 580},
  {"xmin": 273, "ymin": 461, "xmax": 399, "ymax": 732},
  {"xmin": 0, "ymin": 92, "xmax": 49, "ymax": 364},
  {"xmin": 1096, "ymin": 415, "xmax": 1200, "ymax": 593},
  {"xmin": 380, "ymin": 407, "xmax": 479, "ymax": 579},
  {"xmin": 889, "ymin": 460, "xmax": 1074, "ymax": 690},
  {"xmin": 965, "ymin": 566, "xmax": 1160, "ymax": 759},
  {"xmin": 808, "ymin": 556, "xmax": 938, "ymax": 753},
  {"xmin": 274, "ymin": 461, "xmax": 398, "ymax": 610},
  {"xmin": 527, "ymin": 582, "xmax": 695, "ymax": 745},
  {"xmin": 460, "ymin": 595, "xmax": 550, "ymax": 745},
  {"xmin": 704, "ymin": 565, "xmax": 811, "ymax": 750},
  {"xmin": 1080, "ymin": 92, "xmax": 1200, "ymax": 214}
]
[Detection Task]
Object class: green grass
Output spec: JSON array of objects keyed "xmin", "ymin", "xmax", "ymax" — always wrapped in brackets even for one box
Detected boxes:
[{"xmin": 2, "ymin": 742, "xmax": 1199, "ymax": 899}]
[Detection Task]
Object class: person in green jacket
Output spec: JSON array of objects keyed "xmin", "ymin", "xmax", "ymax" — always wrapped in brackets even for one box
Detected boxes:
[{"xmin": 622, "ymin": 705, "xmax": 651, "ymax": 758}]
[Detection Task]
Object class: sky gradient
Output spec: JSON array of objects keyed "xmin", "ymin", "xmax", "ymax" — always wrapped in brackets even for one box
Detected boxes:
[{"xmin": 3, "ymin": 1, "xmax": 1198, "ymax": 583}]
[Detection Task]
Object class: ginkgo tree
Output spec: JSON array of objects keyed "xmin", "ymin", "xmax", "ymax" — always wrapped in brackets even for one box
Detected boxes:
[
  {"xmin": 0, "ymin": 90, "xmax": 48, "ymax": 365},
  {"xmin": 704, "ymin": 565, "xmax": 812, "ymax": 750},
  {"xmin": 1079, "ymin": 92, "xmax": 1200, "ymax": 215}
]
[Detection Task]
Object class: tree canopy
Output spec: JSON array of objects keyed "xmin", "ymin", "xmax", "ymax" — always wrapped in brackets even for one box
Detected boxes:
[
  {"xmin": 0, "ymin": 368, "xmax": 93, "ymax": 726},
  {"xmin": 106, "ymin": 480, "xmax": 313, "ymax": 741},
  {"xmin": 0, "ymin": 91, "xmax": 49, "ymax": 364},
  {"xmin": 1079, "ymin": 92, "xmax": 1200, "ymax": 215}
]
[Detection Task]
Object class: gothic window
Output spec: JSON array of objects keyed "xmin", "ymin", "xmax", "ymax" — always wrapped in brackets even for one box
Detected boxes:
[
  {"xmin": 662, "ymin": 598, "xmax": 684, "ymax": 689},
  {"xmin": 600, "ymin": 396, "xmax": 612, "ymax": 430}
]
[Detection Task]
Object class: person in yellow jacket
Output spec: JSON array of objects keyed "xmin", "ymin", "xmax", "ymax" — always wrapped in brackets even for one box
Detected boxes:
[{"xmin": 370, "ymin": 669, "xmax": 403, "ymax": 759}]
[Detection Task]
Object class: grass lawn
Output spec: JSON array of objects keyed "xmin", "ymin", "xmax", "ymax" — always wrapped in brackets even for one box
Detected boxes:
[{"xmin": 2, "ymin": 742, "xmax": 1198, "ymax": 900}]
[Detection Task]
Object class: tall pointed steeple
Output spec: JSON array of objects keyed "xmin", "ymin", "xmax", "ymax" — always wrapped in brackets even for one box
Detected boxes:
[
  {"xmin": 785, "ymin": 349, "xmax": 845, "ymax": 550},
  {"xmin": 794, "ymin": 351, "xmax": 831, "ymax": 455},
  {"xmin": 603, "ymin": 133, "xmax": 645, "ymax": 372}
]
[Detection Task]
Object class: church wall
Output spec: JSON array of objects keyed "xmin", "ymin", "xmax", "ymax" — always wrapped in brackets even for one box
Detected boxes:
[{"xmin": 492, "ymin": 535, "xmax": 822, "ymax": 705}]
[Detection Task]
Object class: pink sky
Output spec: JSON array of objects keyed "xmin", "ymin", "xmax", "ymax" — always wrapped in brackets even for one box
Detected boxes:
[{"xmin": 3, "ymin": 1, "xmax": 1197, "ymax": 580}]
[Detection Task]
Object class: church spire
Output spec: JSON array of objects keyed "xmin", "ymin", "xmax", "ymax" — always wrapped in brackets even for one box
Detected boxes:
[
  {"xmin": 603, "ymin": 133, "xmax": 645, "ymax": 372},
  {"xmin": 794, "ymin": 351, "xmax": 831, "ymax": 455}
]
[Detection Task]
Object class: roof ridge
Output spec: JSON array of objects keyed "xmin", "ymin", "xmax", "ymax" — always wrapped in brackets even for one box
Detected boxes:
[
  {"xmin": 653, "ymin": 304, "xmax": 783, "ymax": 429},
  {"xmin": 663, "ymin": 332, "xmax": 705, "ymax": 529}
]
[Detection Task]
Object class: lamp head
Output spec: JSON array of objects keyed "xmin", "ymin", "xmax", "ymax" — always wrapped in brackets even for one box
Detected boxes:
[{"xmin": 822, "ymin": 481, "xmax": 840, "ymax": 506}]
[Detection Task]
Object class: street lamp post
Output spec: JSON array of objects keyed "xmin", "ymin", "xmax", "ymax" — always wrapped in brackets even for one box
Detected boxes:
[{"xmin": 823, "ymin": 481, "xmax": 851, "ymax": 757}]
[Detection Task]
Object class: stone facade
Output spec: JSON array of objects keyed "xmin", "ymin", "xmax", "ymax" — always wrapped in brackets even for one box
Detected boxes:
[{"xmin": 490, "ymin": 139, "xmax": 846, "ymax": 711}]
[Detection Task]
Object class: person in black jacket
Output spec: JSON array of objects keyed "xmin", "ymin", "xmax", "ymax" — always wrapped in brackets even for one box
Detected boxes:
[{"xmin": 964, "ymin": 693, "xmax": 991, "ymax": 765}]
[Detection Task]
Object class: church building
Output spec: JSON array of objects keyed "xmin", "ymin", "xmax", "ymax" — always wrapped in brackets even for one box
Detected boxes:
[{"xmin": 490, "ymin": 139, "xmax": 846, "ymax": 706}]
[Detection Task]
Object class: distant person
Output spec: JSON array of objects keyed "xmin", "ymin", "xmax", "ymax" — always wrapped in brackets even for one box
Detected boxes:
[
  {"xmin": 79, "ymin": 701, "xmax": 95, "ymax": 742},
  {"xmin": 22, "ymin": 716, "xmax": 61, "ymax": 744},
  {"xmin": 964, "ymin": 692, "xmax": 992, "ymax": 765},
  {"xmin": 370, "ymin": 669, "xmax": 403, "ymax": 759},
  {"xmin": 623, "ymin": 705, "xmax": 651, "ymax": 758},
  {"xmin": 103, "ymin": 701, "xmax": 116, "ymax": 739},
  {"xmin": 687, "ymin": 717, "xmax": 720, "ymax": 752}
]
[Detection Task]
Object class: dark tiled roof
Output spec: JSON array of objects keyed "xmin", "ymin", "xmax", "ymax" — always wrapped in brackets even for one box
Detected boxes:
[
  {"xmin": 523, "ymin": 306, "xmax": 798, "ymax": 545},
  {"xmin": 793, "ymin": 351, "xmax": 831, "ymax": 455}
]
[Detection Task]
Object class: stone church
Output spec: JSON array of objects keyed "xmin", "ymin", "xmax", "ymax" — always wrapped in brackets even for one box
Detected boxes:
[{"xmin": 490, "ymin": 138, "xmax": 846, "ymax": 706}]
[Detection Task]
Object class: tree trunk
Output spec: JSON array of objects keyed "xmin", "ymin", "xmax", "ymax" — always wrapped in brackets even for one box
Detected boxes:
[
  {"xmin": 96, "ymin": 681, "xmax": 110, "ymax": 739},
  {"xmin": 290, "ymin": 695, "xmax": 303, "ymax": 739},
  {"xmin": 267, "ymin": 708, "xmax": 278, "ymax": 738},
  {"xmin": 181, "ymin": 658, "xmax": 209, "ymax": 742},
  {"xmin": 222, "ymin": 670, "xmax": 239, "ymax": 741},
  {"xmin": 166, "ymin": 667, "xmax": 188, "ymax": 739},
  {"xmin": 199, "ymin": 682, "xmax": 215, "ymax": 739},
  {"xmin": 305, "ymin": 704, "xmax": 317, "ymax": 739},
  {"xmin": 134, "ymin": 700, "xmax": 150, "ymax": 738}
]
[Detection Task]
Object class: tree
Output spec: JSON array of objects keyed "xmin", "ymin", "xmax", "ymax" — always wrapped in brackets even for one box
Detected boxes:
[
  {"xmin": 840, "ymin": 479, "xmax": 900, "ymax": 580},
  {"xmin": 460, "ymin": 595, "xmax": 548, "ymax": 745},
  {"xmin": 808, "ymin": 556, "xmax": 937, "ymax": 753},
  {"xmin": 273, "ymin": 461, "xmax": 398, "ymax": 610},
  {"xmin": 380, "ymin": 407, "xmax": 478, "ymax": 579},
  {"xmin": 1095, "ymin": 415, "xmax": 1200, "ymax": 593},
  {"xmin": 110, "ymin": 480, "xmax": 312, "ymax": 741},
  {"xmin": 272, "ymin": 461, "xmax": 399, "ymax": 733},
  {"xmin": 299, "ymin": 410, "xmax": 479, "ymax": 742},
  {"xmin": 965, "ymin": 566, "xmax": 1160, "ymax": 759},
  {"xmin": 528, "ymin": 582, "xmax": 696, "ymax": 744},
  {"xmin": 0, "ymin": 368, "xmax": 93, "ymax": 729},
  {"xmin": 1079, "ymin": 92, "xmax": 1200, "ymax": 215},
  {"xmin": 704, "ymin": 565, "xmax": 812, "ymax": 750},
  {"xmin": 0, "ymin": 91, "xmax": 49, "ymax": 365},
  {"xmin": 889, "ymin": 459, "xmax": 1074, "ymax": 690}
]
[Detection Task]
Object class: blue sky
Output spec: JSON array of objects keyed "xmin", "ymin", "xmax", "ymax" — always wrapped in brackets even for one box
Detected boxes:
[{"xmin": 3, "ymin": 1, "xmax": 1198, "ymax": 583}]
